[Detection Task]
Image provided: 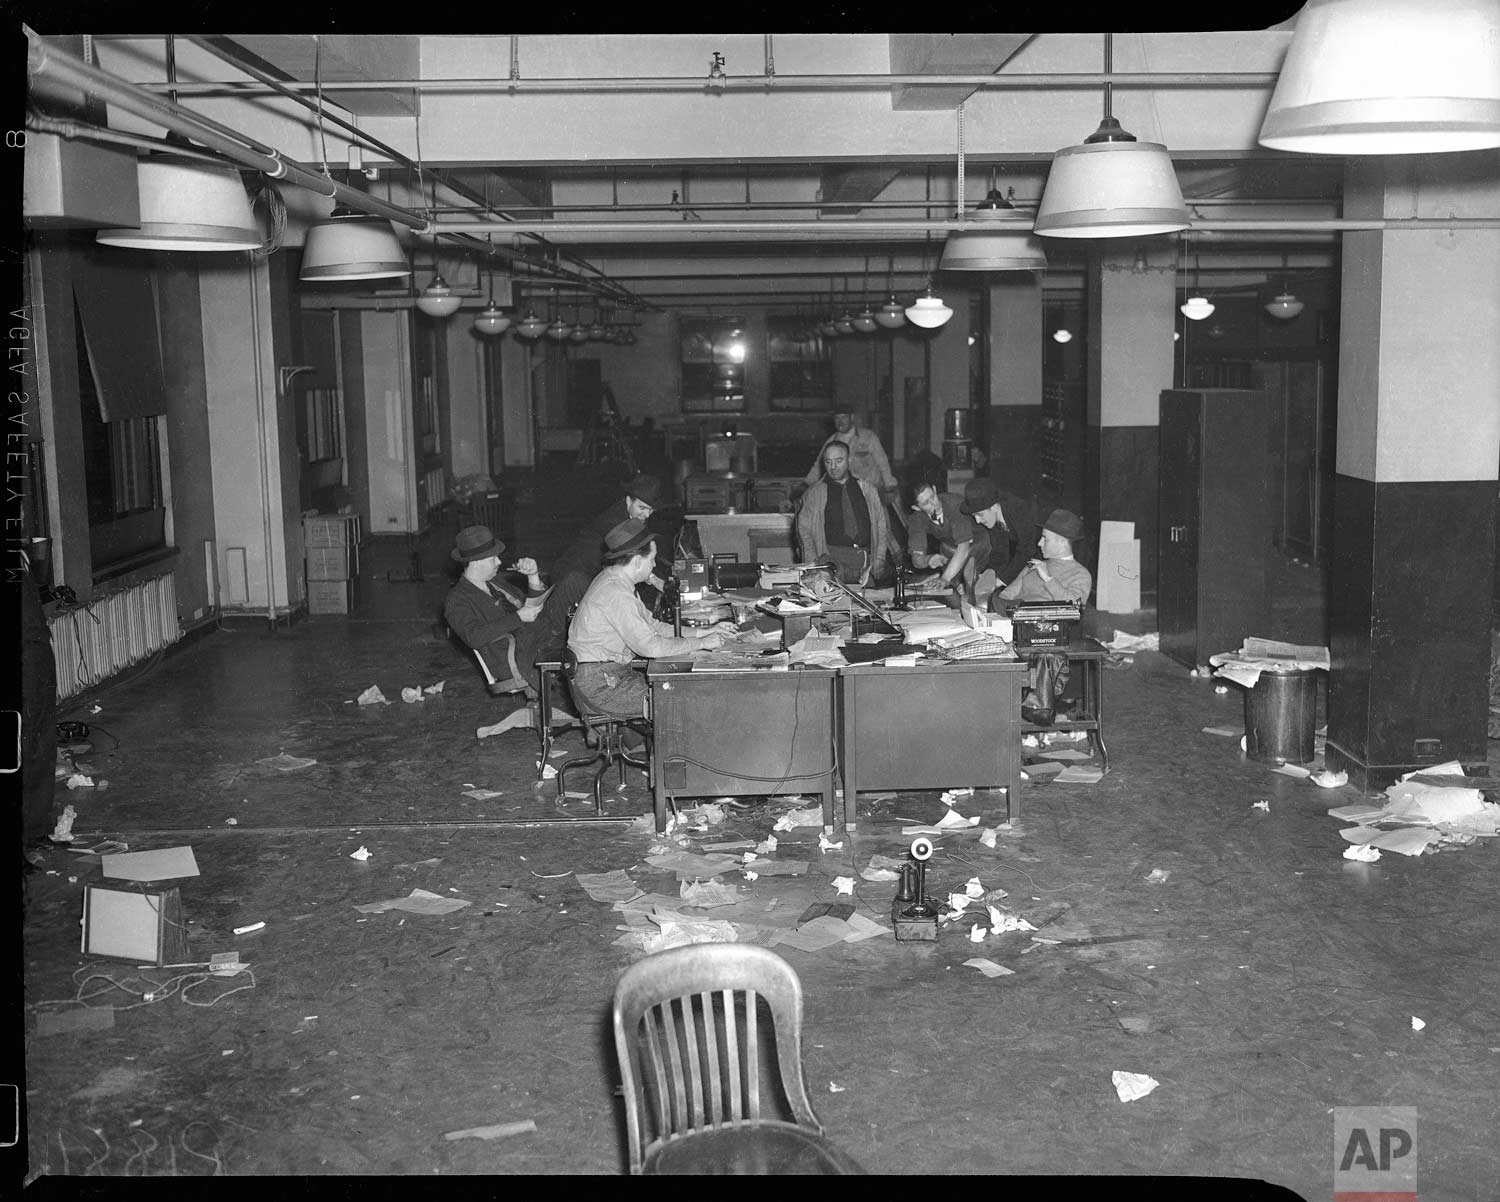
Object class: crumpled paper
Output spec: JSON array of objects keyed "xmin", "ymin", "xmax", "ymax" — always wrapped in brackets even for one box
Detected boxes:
[
  {"xmin": 1111, "ymin": 1071, "xmax": 1159, "ymax": 1102},
  {"xmin": 1342, "ymin": 843, "xmax": 1380, "ymax": 862},
  {"xmin": 423, "ymin": 681, "xmax": 445, "ymax": 695},
  {"xmin": 65, "ymin": 773, "xmax": 95, "ymax": 789},
  {"xmin": 978, "ymin": 828, "xmax": 998, "ymax": 848},
  {"xmin": 860, "ymin": 865, "xmax": 898, "ymax": 882},
  {"xmin": 987, "ymin": 907, "xmax": 1037, "ymax": 934},
  {"xmin": 50, "ymin": 804, "xmax": 77, "ymax": 843},
  {"xmin": 401, "ymin": 687, "xmax": 425, "ymax": 703},
  {"xmin": 349, "ymin": 846, "xmax": 372, "ymax": 861},
  {"xmin": 964, "ymin": 957, "xmax": 1015, "ymax": 978},
  {"xmin": 756, "ymin": 836, "xmax": 778, "ymax": 855},
  {"xmin": 356, "ymin": 685, "xmax": 389, "ymax": 706},
  {"xmin": 831, "ymin": 876, "xmax": 855, "ymax": 896},
  {"xmin": 1104, "ymin": 630, "xmax": 1158, "ymax": 653},
  {"xmin": 817, "ymin": 833, "xmax": 843, "ymax": 853},
  {"xmin": 773, "ymin": 805, "xmax": 825, "ymax": 832},
  {"xmin": 1311, "ymin": 769, "xmax": 1348, "ymax": 789}
]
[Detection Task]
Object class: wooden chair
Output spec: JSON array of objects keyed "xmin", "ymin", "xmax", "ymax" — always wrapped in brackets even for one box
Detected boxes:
[
  {"xmin": 557, "ymin": 647, "xmax": 653, "ymax": 815},
  {"xmin": 612, "ymin": 944, "xmax": 866, "ymax": 1175}
]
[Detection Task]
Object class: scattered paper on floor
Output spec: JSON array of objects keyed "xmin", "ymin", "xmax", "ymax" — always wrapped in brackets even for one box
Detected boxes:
[
  {"xmin": 744, "ymin": 860, "xmax": 809, "ymax": 876},
  {"xmin": 575, "ymin": 870, "xmax": 643, "ymax": 903},
  {"xmin": 1272, "ymin": 763, "xmax": 1311, "ymax": 778},
  {"xmin": 1105, "ymin": 631, "xmax": 1158, "ymax": 652},
  {"xmin": 50, "ymin": 805, "xmax": 77, "ymax": 843},
  {"xmin": 443, "ymin": 1120, "xmax": 536, "ymax": 1142},
  {"xmin": 356, "ymin": 685, "xmax": 389, "ymax": 706},
  {"xmin": 1111, "ymin": 1071, "xmax": 1159, "ymax": 1102},
  {"xmin": 773, "ymin": 805, "xmax": 825, "ymax": 831},
  {"xmin": 831, "ymin": 876, "xmax": 854, "ymax": 896},
  {"xmin": 988, "ymin": 907, "xmax": 1037, "ymax": 934},
  {"xmin": 462, "ymin": 788, "xmax": 505, "ymax": 801},
  {"xmin": 1411, "ymin": 1016, "xmax": 1426, "ymax": 1031},
  {"xmin": 1343, "ymin": 843, "xmax": 1380, "ymax": 862},
  {"xmin": 65, "ymin": 773, "xmax": 94, "ymax": 789},
  {"xmin": 1252, "ymin": 800, "xmax": 1270, "ymax": 812},
  {"xmin": 1310, "ymin": 769, "xmax": 1348, "ymax": 788},
  {"xmin": 935, "ymin": 809, "xmax": 980, "ymax": 830},
  {"xmin": 860, "ymin": 865, "xmax": 898, "ymax": 882},
  {"xmin": 401, "ymin": 687, "xmax": 425, "ymax": 703},
  {"xmin": 257, "ymin": 752, "xmax": 317, "ymax": 771},
  {"xmin": 645, "ymin": 851, "xmax": 743, "ymax": 879},
  {"xmin": 1054, "ymin": 765, "xmax": 1105, "ymax": 784},
  {"xmin": 818, "ymin": 833, "xmax": 843, "ymax": 852},
  {"xmin": 423, "ymin": 681, "xmax": 445, "ymax": 695},
  {"xmin": 354, "ymin": 888, "xmax": 471, "ymax": 915},
  {"xmin": 680, "ymin": 879, "xmax": 739, "ymax": 908},
  {"xmin": 1202, "ymin": 726, "xmax": 1240, "ymax": 738},
  {"xmin": 964, "ymin": 957, "xmax": 1015, "ymax": 978},
  {"xmin": 1146, "ymin": 868, "xmax": 1170, "ymax": 883},
  {"xmin": 101, "ymin": 846, "xmax": 200, "ymax": 882},
  {"xmin": 349, "ymin": 846, "xmax": 372, "ymax": 861}
]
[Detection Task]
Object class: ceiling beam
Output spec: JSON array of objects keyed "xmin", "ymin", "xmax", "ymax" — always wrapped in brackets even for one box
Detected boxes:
[
  {"xmin": 817, "ymin": 165, "xmax": 903, "ymax": 217},
  {"xmin": 888, "ymin": 33, "xmax": 1037, "ymax": 110}
]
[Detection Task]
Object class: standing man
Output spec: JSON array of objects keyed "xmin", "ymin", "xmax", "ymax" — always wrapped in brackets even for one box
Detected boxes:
[
  {"xmin": 794, "ymin": 440, "xmax": 890, "ymax": 586},
  {"xmin": 802, "ymin": 409, "xmax": 897, "ymax": 497},
  {"xmin": 568, "ymin": 520, "xmax": 735, "ymax": 720},
  {"xmin": 906, "ymin": 482, "xmax": 992, "ymax": 601},
  {"xmin": 546, "ymin": 473, "xmax": 665, "ymax": 618},
  {"xmin": 959, "ymin": 478, "xmax": 1043, "ymax": 596},
  {"xmin": 992, "ymin": 509, "xmax": 1092, "ymax": 724}
]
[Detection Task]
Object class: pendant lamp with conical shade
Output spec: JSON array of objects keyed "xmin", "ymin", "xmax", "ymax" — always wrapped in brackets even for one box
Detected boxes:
[
  {"xmin": 300, "ymin": 206, "xmax": 410, "ymax": 281},
  {"xmin": 1258, "ymin": 0, "xmax": 1500, "ymax": 155},
  {"xmin": 97, "ymin": 153, "xmax": 261, "ymax": 251},
  {"xmin": 941, "ymin": 186, "xmax": 1049, "ymax": 271}
]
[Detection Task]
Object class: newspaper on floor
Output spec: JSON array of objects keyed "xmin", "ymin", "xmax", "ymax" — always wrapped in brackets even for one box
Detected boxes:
[{"xmin": 1209, "ymin": 638, "xmax": 1329, "ymax": 689}]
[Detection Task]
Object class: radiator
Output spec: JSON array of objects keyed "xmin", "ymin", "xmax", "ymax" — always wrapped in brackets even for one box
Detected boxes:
[
  {"xmin": 423, "ymin": 466, "xmax": 446, "ymax": 512},
  {"xmin": 49, "ymin": 572, "xmax": 181, "ymax": 700}
]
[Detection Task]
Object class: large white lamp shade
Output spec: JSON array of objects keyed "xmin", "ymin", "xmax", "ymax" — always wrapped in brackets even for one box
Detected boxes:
[
  {"xmin": 415, "ymin": 275, "xmax": 463, "ymax": 317},
  {"xmin": 300, "ymin": 208, "xmax": 410, "ymax": 281},
  {"xmin": 96, "ymin": 154, "xmax": 260, "ymax": 251},
  {"xmin": 904, "ymin": 289, "xmax": 954, "ymax": 329},
  {"xmin": 1034, "ymin": 119, "xmax": 1190, "ymax": 239},
  {"xmin": 473, "ymin": 304, "xmax": 512, "ymax": 335},
  {"xmin": 1258, "ymin": 0, "xmax": 1500, "ymax": 154},
  {"xmin": 1180, "ymin": 296, "xmax": 1216, "ymax": 321},
  {"xmin": 940, "ymin": 189, "xmax": 1050, "ymax": 270}
]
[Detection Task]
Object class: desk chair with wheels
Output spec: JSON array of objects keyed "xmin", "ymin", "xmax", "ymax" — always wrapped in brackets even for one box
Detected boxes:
[
  {"xmin": 558, "ymin": 648, "xmax": 653, "ymax": 814},
  {"xmin": 612, "ymin": 943, "xmax": 866, "ymax": 1175}
]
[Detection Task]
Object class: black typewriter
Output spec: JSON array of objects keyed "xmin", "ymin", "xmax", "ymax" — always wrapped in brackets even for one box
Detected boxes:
[{"xmin": 1010, "ymin": 601, "xmax": 1082, "ymax": 649}]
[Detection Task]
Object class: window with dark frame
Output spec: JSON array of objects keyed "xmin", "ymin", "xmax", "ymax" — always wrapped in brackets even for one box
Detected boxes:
[
  {"xmin": 680, "ymin": 318, "xmax": 748, "ymax": 413},
  {"xmin": 767, "ymin": 315, "xmax": 832, "ymax": 411}
]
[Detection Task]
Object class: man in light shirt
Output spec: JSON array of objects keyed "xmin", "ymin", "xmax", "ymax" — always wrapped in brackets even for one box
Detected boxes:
[{"xmin": 802, "ymin": 410, "xmax": 897, "ymax": 497}]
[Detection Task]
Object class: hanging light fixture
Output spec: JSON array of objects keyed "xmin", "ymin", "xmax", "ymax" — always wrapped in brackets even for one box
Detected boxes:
[
  {"xmin": 1052, "ymin": 328, "xmax": 1074, "ymax": 343},
  {"xmin": 545, "ymin": 291, "xmax": 572, "ymax": 341},
  {"xmin": 568, "ymin": 305, "xmax": 589, "ymax": 343},
  {"xmin": 97, "ymin": 39, "xmax": 259, "ymax": 251},
  {"xmin": 473, "ymin": 244, "xmax": 511, "ymax": 335},
  {"xmin": 96, "ymin": 154, "xmax": 261, "ymax": 251},
  {"xmin": 1034, "ymin": 33, "xmax": 1190, "ymax": 239},
  {"xmin": 1259, "ymin": 0, "xmax": 1500, "ymax": 155},
  {"xmin": 416, "ymin": 247, "xmax": 462, "ymax": 317},
  {"xmin": 941, "ymin": 179, "xmax": 1049, "ymax": 271},
  {"xmin": 515, "ymin": 306, "xmax": 547, "ymax": 339},
  {"xmin": 849, "ymin": 256, "xmax": 880, "ymax": 332},
  {"xmin": 1264, "ymin": 254, "xmax": 1305, "ymax": 320},
  {"xmin": 905, "ymin": 232, "xmax": 953, "ymax": 329},
  {"xmin": 1179, "ymin": 253, "xmax": 1215, "ymax": 321},
  {"xmin": 298, "ymin": 39, "xmax": 407, "ymax": 281},
  {"xmin": 876, "ymin": 258, "xmax": 907, "ymax": 329}
]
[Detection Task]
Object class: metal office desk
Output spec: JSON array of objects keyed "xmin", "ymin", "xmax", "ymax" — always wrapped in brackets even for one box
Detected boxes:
[
  {"xmin": 838, "ymin": 659, "xmax": 1029, "ymax": 830},
  {"xmin": 646, "ymin": 664, "xmax": 839, "ymax": 834}
]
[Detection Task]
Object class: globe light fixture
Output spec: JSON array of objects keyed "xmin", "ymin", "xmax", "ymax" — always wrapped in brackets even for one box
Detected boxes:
[
  {"xmin": 904, "ymin": 289, "xmax": 954, "ymax": 330},
  {"xmin": 416, "ymin": 273, "xmax": 462, "ymax": 318},
  {"xmin": 1180, "ymin": 295, "xmax": 1216, "ymax": 321},
  {"xmin": 876, "ymin": 297, "xmax": 907, "ymax": 329},
  {"xmin": 515, "ymin": 308, "xmax": 547, "ymax": 339}
]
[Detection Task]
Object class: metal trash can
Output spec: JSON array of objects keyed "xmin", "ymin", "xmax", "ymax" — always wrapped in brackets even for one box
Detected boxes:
[{"xmin": 1243, "ymin": 666, "xmax": 1318, "ymax": 763}]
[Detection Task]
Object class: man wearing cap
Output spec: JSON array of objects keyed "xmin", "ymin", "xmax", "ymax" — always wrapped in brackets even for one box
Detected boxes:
[
  {"xmin": 546, "ymin": 474, "xmax": 667, "ymax": 617},
  {"xmin": 905, "ymin": 482, "xmax": 992, "ymax": 600},
  {"xmin": 993, "ymin": 508, "xmax": 1092, "ymax": 724},
  {"xmin": 795, "ymin": 440, "xmax": 891, "ymax": 587},
  {"xmin": 959, "ymin": 478, "xmax": 1043, "ymax": 594},
  {"xmin": 802, "ymin": 410, "xmax": 897, "ymax": 498},
  {"xmin": 569, "ymin": 519, "xmax": 736, "ymax": 721},
  {"xmin": 444, "ymin": 525, "xmax": 573, "ymax": 733}
]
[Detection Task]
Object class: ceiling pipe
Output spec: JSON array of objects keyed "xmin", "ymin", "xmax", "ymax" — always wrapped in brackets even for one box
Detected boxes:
[
  {"xmin": 26, "ymin": 32, "xmax": 430, "ymax": 234},
  {"xmin": 436, "ymin": 216, "xmax": 1500, "ymax": 237},
  {"xmin": 145, "ymin": 70, "xmax": 1283, "ymax": 97},
  {"xmin": 25, "ymin": 113, "xmax": 227, "ymax": 161},
  {"xmin": 184, "ymin": 35, "xmax": 650, "ymax": 310}
]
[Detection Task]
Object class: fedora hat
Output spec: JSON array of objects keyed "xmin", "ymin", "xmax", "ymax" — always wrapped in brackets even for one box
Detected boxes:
[
  {"xmin": 603, "ymin": 518, "xmax": 656, "ymax": 562},
  {"xmin": 1042, "ymin": 508, "xmax": 1084, "ymax": 542},
  {"xmin": 452, "ymin": 524, "xmax": 505, "ymax": 563},
  {"xmin": 624, "ymin": 474, "xmax": 663, "ymax": 509},
  {"xmin": 960, "ymin": 478, "xmax": 1000, "ymax": 515}
]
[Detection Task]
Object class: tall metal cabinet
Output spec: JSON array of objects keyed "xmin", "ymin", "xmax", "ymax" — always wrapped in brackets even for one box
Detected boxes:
[{"xmin": 1158, "ymin": 389, "xmax": 1272, "ymax": 670}]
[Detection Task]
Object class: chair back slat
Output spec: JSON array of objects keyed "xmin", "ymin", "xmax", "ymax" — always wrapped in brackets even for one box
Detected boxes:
[
  {"xmin": 722, "ymin": 988, "xmax": 743, "ymax": 1121},
  {"xmin": 659, "ymin": 1001, "xmax": 690, "ymax": 1136},
  {"xmin": 679, "ymin": 995, "xmax": 706, "ymax": 1129},
  {"xmin": 700, "ymin": 989, "xmax": 724, "ymax": 1127},
  {"xmin": 744, "ymin": 987, "xmax": 760, "ymax": 1122},
  {"xmin": 640, "ymin": 1014, "xmax": 671, "ymax": 1144}
]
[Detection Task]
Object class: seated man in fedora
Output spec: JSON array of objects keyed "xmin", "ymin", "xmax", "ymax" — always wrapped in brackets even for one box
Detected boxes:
[
  {"xmin": 991, "ymin": 508, "xmax": 1092, "ymax": 725},
  {"xmin": 568, "ymin": 519, "xmax": 735, "ymax": 723},
  {"xmin": 444, "ymin": 524, "xmax": 575, "ymax": 735}
]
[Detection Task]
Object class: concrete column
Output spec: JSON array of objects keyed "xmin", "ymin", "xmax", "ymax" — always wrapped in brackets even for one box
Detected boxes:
[
  {"xmin": 986, "ymin": 274, "xmax": 1043, "ymax": 498},
  {"xmin": 1085, "ymin": 241, "xmax": 1177, "ymax": 596},
  {"xmin": 1325, "ymin": 154, "xmax": 1500, "ymax": 789}
]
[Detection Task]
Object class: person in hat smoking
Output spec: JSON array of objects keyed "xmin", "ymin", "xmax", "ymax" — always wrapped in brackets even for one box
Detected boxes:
[
  {"xmin": 444, "ymin": 524, "xmax": 572, "ymax": 734},
  {"xmin": 993, "ymin": 509, "xmax": 1092, "ymax": 725},
  {"xmin": 568, "ymin": 519, "xmax": 736, "ymax": 721},
  {"xmin": 959, "ymin": 478, "xmax": 1044, "ymax": 596},
  {"xmin": 795, "ymin": 440, "xmax": 891, "ymax": 587},
  {"xmin": 906, "ymin": 482, "xmax": 993, "ymax": 601}
]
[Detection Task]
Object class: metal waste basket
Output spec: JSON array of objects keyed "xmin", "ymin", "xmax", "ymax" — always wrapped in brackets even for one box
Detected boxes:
[{"xmin": 1243, "ymin": 666, "xmax": 1317, "ymax": 763}]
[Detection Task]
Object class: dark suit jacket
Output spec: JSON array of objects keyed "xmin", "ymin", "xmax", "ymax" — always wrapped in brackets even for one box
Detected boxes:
[{"xmin": 987, "ymin": 490, "xmax": 1044, "ymax": 586}]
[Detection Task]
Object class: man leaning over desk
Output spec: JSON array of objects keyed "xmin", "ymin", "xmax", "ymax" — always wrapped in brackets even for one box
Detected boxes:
[
  {"xmin": 906, "ymin": 481, "xmax": 992, "ymax": 602},
  {"xmin": 795, "ymin": 440, "xmax": 891, "ymax": 587}
]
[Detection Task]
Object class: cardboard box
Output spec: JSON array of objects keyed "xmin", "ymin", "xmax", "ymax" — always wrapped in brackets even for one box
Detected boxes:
[
  {"xmin": 307, "ymin": 580, "xmax": 351, "ymax": 615},
  {"xmin": 81, "ymin": 884, "xmax": 191, "ymax": 966},
  {"xmin": 303, "ymin": 515, "xmax": 352, "ymax": 547},
  {"xmin": 306, "ymin": 545, "xmax": 351, "ymax": 581}
]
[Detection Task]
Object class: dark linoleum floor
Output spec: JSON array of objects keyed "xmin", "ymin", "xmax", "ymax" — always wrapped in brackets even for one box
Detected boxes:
[{"xmin": 20, "ymin": 512, "xmax": 1500, "ymax": 1193}]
